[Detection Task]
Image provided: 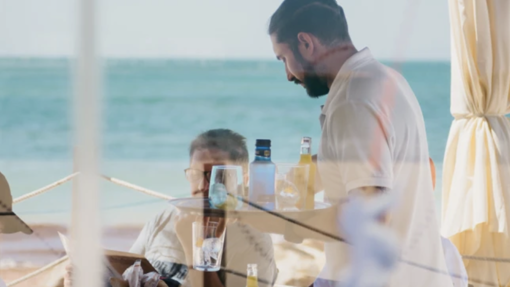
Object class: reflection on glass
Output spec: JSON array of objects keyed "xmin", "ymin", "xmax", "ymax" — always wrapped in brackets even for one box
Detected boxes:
[
  {"xmin": 275, "ymin": 163, "xmax": 309, "ymax": 211},
  {"xmin": 208, "ymin": 165, "xmax": 244, "ymax": 210},
  {"xmin": 192, "ymin": 221, "xmax": 225, "ymax": 272}
]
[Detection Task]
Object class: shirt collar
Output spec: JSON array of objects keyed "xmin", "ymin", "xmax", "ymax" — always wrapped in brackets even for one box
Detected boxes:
[{"xmin": 320, "ymin": 47, "xmax": 374, "ymax": 116}]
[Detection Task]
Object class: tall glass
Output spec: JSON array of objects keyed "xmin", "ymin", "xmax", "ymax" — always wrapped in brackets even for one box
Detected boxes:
[
  {"xmin": 275, "ymin": 163, "xmax": 309, "ymax": 210},
  {"xmin": 208, "ymin": 165, "xmax": 244, "ymax": 210},
  {"xmin": 192, "ymin": 221, "xmax": 226, "ymax": 272}
]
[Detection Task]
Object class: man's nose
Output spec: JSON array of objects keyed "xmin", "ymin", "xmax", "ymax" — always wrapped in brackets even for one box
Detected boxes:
[{"xmin": 285, "ymin": 67, "xmax": 293, "ymax": 82}]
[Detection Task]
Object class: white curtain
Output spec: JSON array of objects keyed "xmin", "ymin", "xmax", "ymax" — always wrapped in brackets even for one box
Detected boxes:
[{"xmin": 442, "ymin": 0, "xmax": 510, "ymax": 286}]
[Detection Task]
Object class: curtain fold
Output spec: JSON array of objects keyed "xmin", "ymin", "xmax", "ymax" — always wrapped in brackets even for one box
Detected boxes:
[{"xmin": 442, "ymin": 0, "xmax": 510, "ymax": 285}]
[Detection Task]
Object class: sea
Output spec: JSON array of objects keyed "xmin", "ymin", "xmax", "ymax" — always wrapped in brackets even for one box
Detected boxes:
[{"xmin": 0, "ymin": 58, "xmax": 452, "ymax": 267}]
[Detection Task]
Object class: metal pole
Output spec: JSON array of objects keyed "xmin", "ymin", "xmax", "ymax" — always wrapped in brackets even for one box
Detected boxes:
[{"xmin": 71, "ymin": 0, "xmax": 103, "ymax": 286}]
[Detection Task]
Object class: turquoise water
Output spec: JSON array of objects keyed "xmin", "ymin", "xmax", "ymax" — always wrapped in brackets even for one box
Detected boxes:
[{"xmin": 0, "ymin": 58, "xmax": 452, "ymax": 225}]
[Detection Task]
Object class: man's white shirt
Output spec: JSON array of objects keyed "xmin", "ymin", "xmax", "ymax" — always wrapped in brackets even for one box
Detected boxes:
[
  {"xmin": 317, "ymin": 48, "xmax": 453, "ymax": 286},
  {"xmin": 130, "ymin": 205, "xmax": 277, "ymax": 287}
]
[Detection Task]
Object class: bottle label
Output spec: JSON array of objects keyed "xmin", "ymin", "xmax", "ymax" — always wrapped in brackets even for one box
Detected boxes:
[
  {"xmin": 255, "ymin": 149, "xmax": 271, "ymax": 158},
  {"xmin": 248, "ymin": 163, "xmax": 276, "ymax": 210}
]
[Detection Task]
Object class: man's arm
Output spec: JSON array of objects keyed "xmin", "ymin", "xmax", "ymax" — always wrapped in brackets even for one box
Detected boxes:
[
  {"xmin": 233, "ymin": 186, "xmax": 387, "ymax": 242},
  {"xmin": 130, "ymin": 211, "xmax": 161, "ymax": 255},
  {"xmin": 349, "ymin": 186, "xmax": 389, "ymax": 223},
  {"xmin": 300, "ymin": 101, "xmax": 394, "ymax": 240},
  {"xmin": 129, "ymin": 223, "xmax": 150, "ymax": 255},
  {"xmin": 294, "ymin": 186, "xmax": 389, "ymax": 241},
  {"xmin": 240, "ymin": 104, "xmax": 394, "ymax": 242}
]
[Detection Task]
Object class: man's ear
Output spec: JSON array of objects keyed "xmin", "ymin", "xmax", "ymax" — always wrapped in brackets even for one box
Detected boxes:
[
  {"xmin": 429, "ymin": 157, "xmax": 436, "ymax": 189},
  {"xmin": 297, "ymin": 32, "xmax": 315, "ymax": 60}
]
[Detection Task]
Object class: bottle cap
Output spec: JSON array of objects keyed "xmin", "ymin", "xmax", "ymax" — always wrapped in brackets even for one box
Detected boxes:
[
  {"xmin": 301, "ymin": 137, "xmax": 311, "ymax": 144},
  {"xmin": 255, "ymin": 139, "xmax": 271, "ymax": 147}
]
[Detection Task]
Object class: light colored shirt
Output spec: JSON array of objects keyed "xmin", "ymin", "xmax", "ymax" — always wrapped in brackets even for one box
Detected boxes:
[
  {"xmin": 317, "ymin": 48, "xmax": 453, "ymax": 286},
  {"xmin": 130, "ymin": 205, "xmax": 277, "ymax": 287},
  {"xmin": 0, "ymin": 278, "xmax": 6, "ymax": 287},
  {"xmin": 441, "ymin": 237, "xmax": 468, "ymax": 287}
]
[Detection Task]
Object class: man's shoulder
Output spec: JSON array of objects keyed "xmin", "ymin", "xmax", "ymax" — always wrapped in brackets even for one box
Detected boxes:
[
  {"xmin": 345, "ymin": 60, "xmax": 410, "ymax": 102},
  {"xmin": 350, "ymin": 58, "xmax": 399, "ymax": 80},
  {"xmin": 331, "ymin": 61, "xmax": 417, "ymax": 126},
  {"xmin": 145, "ymin": 205, "xmax": 179, "ymax": 229}
]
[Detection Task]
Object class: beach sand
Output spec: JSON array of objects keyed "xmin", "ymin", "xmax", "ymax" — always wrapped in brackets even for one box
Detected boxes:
[
  {"xmin": 0, "ymin": 224, "xmax": 142, "ymax": 286},
  {"xmin": 0, "ymin": 267, "xmax": 39, "ymax": 286},
  {"xmin": 1, "ymin": 225, "xmax": 324, "ymax": 286}
]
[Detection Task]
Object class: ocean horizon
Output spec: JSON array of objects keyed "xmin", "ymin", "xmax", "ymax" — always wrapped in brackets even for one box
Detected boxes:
[{"xmin": 1, "ymin": 58, "xmax": 452, "ymax": 227}]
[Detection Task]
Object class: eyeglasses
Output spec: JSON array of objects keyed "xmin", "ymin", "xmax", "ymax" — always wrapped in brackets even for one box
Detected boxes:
[{"xmin": 184, "ymin": 168, "xmax": 212, "ymax": 183}]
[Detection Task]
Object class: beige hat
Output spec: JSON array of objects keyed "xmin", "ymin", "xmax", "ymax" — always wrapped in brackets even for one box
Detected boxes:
[{"xmin": 0, "ymin": 172, "xmax": 33, "ymax": 234}]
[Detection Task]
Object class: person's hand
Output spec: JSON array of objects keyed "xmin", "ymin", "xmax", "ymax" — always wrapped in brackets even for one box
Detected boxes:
[{"xmin": 63, "ymin": 262, "xmax": 72, "ymax": 287}]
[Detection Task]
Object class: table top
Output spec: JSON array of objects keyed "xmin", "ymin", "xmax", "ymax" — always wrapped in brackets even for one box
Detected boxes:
[
  {"xmin": 168, "ymin": 197, "xmax": 332, "ymax": 218},
  {"xmin": 169, "ymin": 197, "xmax": 340, "ymax": 243}
]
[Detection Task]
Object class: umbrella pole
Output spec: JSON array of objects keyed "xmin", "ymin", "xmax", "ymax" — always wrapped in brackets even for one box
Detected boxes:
[{"xmin": 70, "ymin": 0, "xmax": 103, "ymax": 286}]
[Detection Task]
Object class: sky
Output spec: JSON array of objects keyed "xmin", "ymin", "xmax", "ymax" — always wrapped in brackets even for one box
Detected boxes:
[{"xmin": 0, "ymin": 0, "xmax": 451, "ymax": 60}]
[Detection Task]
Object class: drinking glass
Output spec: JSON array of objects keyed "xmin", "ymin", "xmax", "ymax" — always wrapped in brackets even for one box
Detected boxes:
[
  {"xmin": 208, "ymin": 165, "xmax": 244, "ymax": 210},
  {"xmin": 275, "ymin": 163, "xmax": 309, "ymax": 210},
  {"xmin": 192, "ymin": 221, "xmax": 225, "ymax": 272}
]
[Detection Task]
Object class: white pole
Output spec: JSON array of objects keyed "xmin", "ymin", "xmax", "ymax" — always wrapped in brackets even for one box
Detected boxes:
[{"xmin": 71, "ymin": 0, "xmax": 103, "ymax": 286}]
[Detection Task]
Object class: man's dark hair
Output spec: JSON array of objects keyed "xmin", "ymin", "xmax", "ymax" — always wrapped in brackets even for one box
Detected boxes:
[
  {"xmin": 189, "ymin": 129, "xmax": 249, "ymax": 171},
  {"xmin": 269, "ymin": 0, "xmax": 351, "ymax": 50}
]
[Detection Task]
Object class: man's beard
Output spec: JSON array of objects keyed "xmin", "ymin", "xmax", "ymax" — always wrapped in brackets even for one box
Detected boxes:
[{"xmin": 294, "ymin": 53, "xmax": 330, "ymax": 98}]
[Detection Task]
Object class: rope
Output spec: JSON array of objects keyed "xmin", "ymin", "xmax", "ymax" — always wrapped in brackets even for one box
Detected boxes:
[
  {"xmin": 228, "ymin": 194, "xmax": 492, "ymax": 284},
  {"xmin": 18, "ymin": 198, "xmax": 164, "ymax": 215},
  {"xmin": 9, "ymin": 171, "xmax": 509, "ymax": 286},
  {"xmin": 100, "ymin": 174, "xmax": 174, "ymax": 200},
  {"xmin": 6, "ymin": 255, "xmax": 68, "ymax": 287},
  {"xmin": 462, "ymin": 255, "xmax": 510, "ymax": 264},
  {"xmin": 12, "ymin": 173, "xmax": 174, "ymax": 207},
  {"xmin": 13, "ymin": 173, "xmax": 79, "ymax": 204}
]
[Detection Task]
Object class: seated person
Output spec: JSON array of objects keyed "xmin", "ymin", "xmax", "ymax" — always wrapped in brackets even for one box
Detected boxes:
[
  {"xmin": 429, "ymin": 158, "xmax": 468, "ymax": 287},
  {"xmin": 130, "ymin": 129, "xmax": 278, "ymax": 287},
  {"xmin": 0, "ymin": 172, "xmax": 33, "ymax": 286}
]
